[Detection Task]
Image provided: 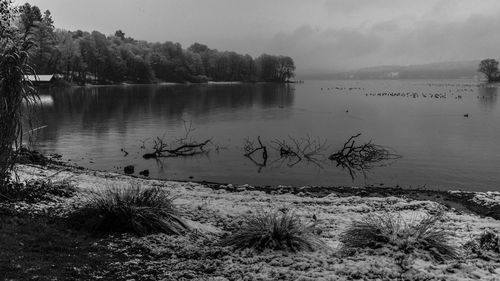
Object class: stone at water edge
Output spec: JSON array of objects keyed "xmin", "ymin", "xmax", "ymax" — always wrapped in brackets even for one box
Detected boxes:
[
  {"xmin": 124, "ymin": 165, "xmax": 134, "ymax": 174},
  {"xmin": 139, "ymin": 169, "xmax": 150, "ymax": 177}
]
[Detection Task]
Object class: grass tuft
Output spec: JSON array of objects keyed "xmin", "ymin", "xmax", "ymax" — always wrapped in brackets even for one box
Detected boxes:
[
  {"xmin": 68, "ymin": 184, "xmax": 189, "ymax": 236},
  {"xmin": 465, "ymin": 230, "xmax": 500, "ymax": 258},
  {"xmin": 221, "ymin": 210, "xmax": 325, "ymax": 252},
  {"xmin": 340, "ymin": 213, "xmax": 459, "ymax": 261}
]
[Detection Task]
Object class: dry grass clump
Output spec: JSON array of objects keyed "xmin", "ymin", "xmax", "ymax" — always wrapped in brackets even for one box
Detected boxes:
[
  {"xmin": 68, "ymin": 184, "xmax": 189, "ymax": 236},
  {"xmin": 465, "ymin": 230, "xmax": 500, "ymax": 260},
  {"xmin": 221, "ymin": 210, "xmax": 325, "ymax": 252},
  {"xmin": 475, "ymin": 231, "xmax": 500, "ymax": 252},
  {"xmin": 340, "ymin": 213, "xmax": 459, "ymax": 261}
]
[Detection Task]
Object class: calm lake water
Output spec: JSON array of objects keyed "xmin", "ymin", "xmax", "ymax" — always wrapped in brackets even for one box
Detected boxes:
[{"xmin": 32, "ymin": 80, "xmax": 500, "ymax": 191}]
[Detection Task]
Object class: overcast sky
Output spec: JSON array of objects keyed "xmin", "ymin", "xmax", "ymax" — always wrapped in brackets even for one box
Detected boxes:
[{"xmin": 17, "ymin": 0, "xmax": 500, "ymax": 74}]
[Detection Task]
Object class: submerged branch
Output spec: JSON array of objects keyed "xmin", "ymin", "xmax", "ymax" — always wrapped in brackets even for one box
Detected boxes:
[
  {"xmin": 329, "ymin": 134, "xmax": 401, "ymax": 179},
  {"xmin": 243, "ymin": 136, "xmax": 268, "ymax": 172},
  {"xmin": 272, "ymin": 135, "xmax": 328, "ymax": 168},
  {"xmin": 143, "ymin": 129, "xmax": 211, "ymax": 159}
]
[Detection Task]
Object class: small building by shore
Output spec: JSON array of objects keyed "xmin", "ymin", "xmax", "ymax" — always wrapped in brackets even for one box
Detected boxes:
[{"xmin": 25, "ymin": 74, "xmax": 56, "ymax": 87}]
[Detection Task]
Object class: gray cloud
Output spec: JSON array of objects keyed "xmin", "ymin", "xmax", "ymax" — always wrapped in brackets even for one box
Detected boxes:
[{"xmin": 265, "ymin": 11, "xmax": 500, "ymax": 73}]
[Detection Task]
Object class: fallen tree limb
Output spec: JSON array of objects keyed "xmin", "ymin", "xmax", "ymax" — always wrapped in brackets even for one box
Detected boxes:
[
  {"xmin": 161, "ymin": 139, "xmax": 211, "ymax": 157},
  {"xmin": 143, "ymin": 136, "xmax": 211, "ymax": 159}
]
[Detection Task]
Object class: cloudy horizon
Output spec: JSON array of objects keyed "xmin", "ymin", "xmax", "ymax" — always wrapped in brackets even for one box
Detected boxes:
[{"xmin": 17, "ymin": 0, "xmax": 500, "ymax": 74}]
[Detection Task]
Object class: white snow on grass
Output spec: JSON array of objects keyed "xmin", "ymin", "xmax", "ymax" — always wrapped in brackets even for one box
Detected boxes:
[{"xmin": 13, "ymin": 164, "xmax": 500, "ymax": 280}]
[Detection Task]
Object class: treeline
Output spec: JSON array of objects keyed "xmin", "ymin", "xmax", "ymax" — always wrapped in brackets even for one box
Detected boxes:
[{"xmin": 18, "ymin": 3, "xmax": 296, "ymax": 84}]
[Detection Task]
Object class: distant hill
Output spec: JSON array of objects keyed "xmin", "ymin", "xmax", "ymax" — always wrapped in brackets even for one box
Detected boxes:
[
  {"xmin": 354, "ymin": 60, "xmax": 483, "ymax": 79},
  {"xmin": 302, "ymin": 60, "xmax": 488, "ymax": 80}
]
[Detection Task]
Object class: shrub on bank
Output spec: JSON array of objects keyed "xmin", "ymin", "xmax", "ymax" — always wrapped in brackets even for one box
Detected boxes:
[
  {"xmin": 221, "ymin": 210, "xmax": 325, "ymax": 252},
  {"xmin": 68, "ymin": 184, "xmax": 189, "ymax": 236},
  {"xmin": 340, "ymin": 213, "xmax": 459, "ymax": 261},
  {"xmin": 465, "ymin": 230, "xmax": 500, "ymax": 259}
]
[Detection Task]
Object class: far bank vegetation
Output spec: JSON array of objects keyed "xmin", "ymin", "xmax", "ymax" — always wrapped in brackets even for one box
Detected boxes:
[{"xmin": 17, "ymin": 3, "xmax": 296, "ymax": 84}]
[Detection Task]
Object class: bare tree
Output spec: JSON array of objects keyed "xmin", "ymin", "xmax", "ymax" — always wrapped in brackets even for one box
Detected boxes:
[{"xmin": 478, "ymin": 59, "xmax": 499, "ymax": 83}]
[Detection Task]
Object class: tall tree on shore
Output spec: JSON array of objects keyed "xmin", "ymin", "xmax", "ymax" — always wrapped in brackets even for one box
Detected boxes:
[
  {"xmin": 255, "ymin": 54, "xmax": 295, "ymax": 82},
  {"xmin": 18, "ymin": 4, "xmax": 57, "ymax": 74},
  {"xmin": 478, "ymin": 59, "xmax": 499, "ymax": 83},
  {"xmin": 277, "ymin": 56, "xmax": 295, "ymax": 82},
  {"xmin": 18, "ymin": 2, "xmax": 41, "ymax": 35}
]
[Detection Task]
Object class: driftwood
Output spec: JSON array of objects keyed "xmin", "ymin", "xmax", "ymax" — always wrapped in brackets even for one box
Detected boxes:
[
  {"xmin": 329, "ymin": 133, "xmax": 401, "ymax": 179},
  {"xmin": 143, "ymin": 136, "xmax": 211, "ymax": 159},
  {"xmin": 243, "ymin": 136, "xmax": 268, "ymax": 172}
]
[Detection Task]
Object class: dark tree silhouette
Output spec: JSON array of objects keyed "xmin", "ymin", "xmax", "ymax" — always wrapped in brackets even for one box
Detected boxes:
[
  {"xmin": 11, "ymin": 3, "xmax": 297, "ymax": 84},
  {"xmin": 478, "ymin": 59, "xmax": 499, "ymax": 83}
]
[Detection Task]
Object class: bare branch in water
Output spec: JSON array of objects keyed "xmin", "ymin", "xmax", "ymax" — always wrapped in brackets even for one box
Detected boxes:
[
  {"xmin": 272, "ymin": 135, "xmax": 329, "ymax": 168},
  {"xmin": 243, "ymin": 136, "xmax": 268, "ymax": 173},
  {"xmin": 143, "ymin": 123, "xmax": 211, "ymax": 159},
  {"xmin": 328, "ymin": 133, "xmax": 401, "ymax": 179}
]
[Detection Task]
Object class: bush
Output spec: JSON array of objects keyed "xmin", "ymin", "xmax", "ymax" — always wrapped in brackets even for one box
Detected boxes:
[
  {"xmin": 340, "ymin": 213, "xmax": 459, "ymax": 261},
  {"xmin": 221, "ymin": 210, "xmax": 325, "ymax": 252},
  {"xmin": 465, "ymin": 230, "xmax": 500, "ymax": 257},
  {"xmin": 477, "ymin": 231, "xmax": 500, "ymax": 252},
  {"xmin": 68, "ymin": 184, "xmax": 189, "ymax": 236},
  {"xmin": 0, "ymin": 179, "xmax": 76, "ymax": 203}
]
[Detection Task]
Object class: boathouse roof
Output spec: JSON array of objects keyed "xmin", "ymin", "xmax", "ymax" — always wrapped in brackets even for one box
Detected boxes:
[{"xmin": 25, "ymin": 74, "xmax": 55, "ymax": 82}]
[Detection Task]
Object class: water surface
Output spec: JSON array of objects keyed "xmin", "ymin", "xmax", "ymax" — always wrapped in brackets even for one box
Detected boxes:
[{"xmin": 32, "ymin": 80, "xmax": 500, "ymax": 191}]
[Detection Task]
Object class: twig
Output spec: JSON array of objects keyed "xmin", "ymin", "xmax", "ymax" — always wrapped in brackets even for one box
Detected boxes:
[{"xmin": 46, "ymin": 167, "xmax": 71, "ymax": 180}]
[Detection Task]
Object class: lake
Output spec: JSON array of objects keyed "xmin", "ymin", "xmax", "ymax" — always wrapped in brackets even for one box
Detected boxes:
[{"xmin": 31, "ymin": 80, "xmax": 500, "ymax": 191}]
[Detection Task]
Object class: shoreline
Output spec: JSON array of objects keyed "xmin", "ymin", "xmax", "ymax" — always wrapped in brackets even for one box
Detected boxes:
[
  {"xmin": 22, "ymin": 157, "xmax": 500, "ymax": 221},
  {"xmin": 44, "ymin": 79, "xmax": 301, "ymax": 88}
]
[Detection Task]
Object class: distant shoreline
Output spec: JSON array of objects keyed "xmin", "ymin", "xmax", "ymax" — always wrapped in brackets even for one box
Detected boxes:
[{"xmin": 42, "ymin": 79, "xmax": 303, "ymax": 88}]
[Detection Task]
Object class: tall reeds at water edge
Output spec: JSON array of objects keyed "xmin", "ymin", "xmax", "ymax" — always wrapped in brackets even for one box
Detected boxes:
[{"xmin": 0, "ymin": 0, "xmax": 38, "ymax": 187}]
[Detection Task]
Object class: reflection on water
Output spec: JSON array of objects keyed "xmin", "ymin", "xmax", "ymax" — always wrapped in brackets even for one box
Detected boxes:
[
  {"xmin": 31, "ymin": 80, "xmax": 500, "ymax": 191},
  {"xmin": 37, "ymin": 83, "xmax": 294, "ymax": 134},
  {"xmin": 477, "ymin": 85, "xmax": 498, "ymax": 111},
  {"xmin": 38, "ymin": 95, "xmax": 54, "ymax": 106}
]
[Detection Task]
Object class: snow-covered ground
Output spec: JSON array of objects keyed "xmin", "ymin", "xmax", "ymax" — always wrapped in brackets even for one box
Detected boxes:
[{"xmin": 13, "ymin": 164, "xmax": 500, "ymax": 280}]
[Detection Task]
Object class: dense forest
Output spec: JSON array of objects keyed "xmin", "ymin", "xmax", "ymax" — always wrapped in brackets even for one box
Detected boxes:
[{"xmin": 18, "ymin": 3, "xmax": 296, "ymax": 84}]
